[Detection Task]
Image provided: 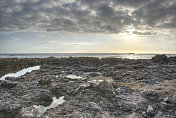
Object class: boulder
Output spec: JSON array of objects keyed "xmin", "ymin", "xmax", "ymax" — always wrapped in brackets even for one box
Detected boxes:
[
  {"xmin": 120, "ymin": 102, "xmax": 138, "ymax": 112},
  {"xmin": 22, "ymin": 89, "xmax": 52, "ymax": 105},
  {"xmin": 0, "ymin": 103, "xmax": 21, "ymax": 118},
  {"xmin": 98, "ymin": 81, "xmax": 115, "ymax": 98},
  {"xmin": 0, "ymin": 80, "xmax": 18, "ymax": 89},
  {"xmin": 118, "ymin": 85, "xmax": 133, "ymax": 94},
  {"xmin": 163, "ymin": 95, "xmax": 176, "ymax": 104},
  {"xmin": 38, "ymin": 78, "xmax": 52, "ymax": 85},
  {"xmin": 146, "ymin": 105, "xmax": 155, "ymax": 116},
  {"xmin": 89, "ymin": 72, "xmax": 100, "ymax": 77},
  {"xmin": 152, "ymin": 54, "xmax": 167, "ymax": 63},
  {"xmin": 168, "ymin": 56, "xmax": 176, "ymax": 64},
  {"xmin": 86, "ymin": 102, "xmax": 101, "ymax": 112},
  {"xmin": 142, "ymin": 90, "xmax": 161, "ymax": 102},
  {"xmin": 160, "ymin": 102, "xmax": 175, "ymax": 112},
  {"xmin": 113, "ymin": 75, "xmax": 123, "ymax": 80}
]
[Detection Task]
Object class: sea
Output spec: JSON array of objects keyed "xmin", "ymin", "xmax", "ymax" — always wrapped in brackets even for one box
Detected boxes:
[{"xmin": 0, "ymin": 53, "xmax": 176, "ymax": 59}]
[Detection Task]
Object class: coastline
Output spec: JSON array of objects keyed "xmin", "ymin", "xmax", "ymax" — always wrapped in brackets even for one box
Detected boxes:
[
  {"xmin": 1, "ymin": 53, "xmax": 176, "ymax": 59},
  {"xmin": 0, "ymin": 55, "xmax": 176, "ymax": 117}
]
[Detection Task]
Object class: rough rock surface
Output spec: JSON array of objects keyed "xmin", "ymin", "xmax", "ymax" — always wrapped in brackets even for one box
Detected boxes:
[
  {"xmin": 0, "ymin": 55, "xmax": 176, "ymax": 118},
  {"xmin": 152, "ymin": 54, "xmax": 168, "ymax": 63}
]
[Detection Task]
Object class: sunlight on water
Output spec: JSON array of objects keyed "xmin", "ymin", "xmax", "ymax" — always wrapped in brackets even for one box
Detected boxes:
[
  {"xmin": 0, "ymin": 66, "xmax": 40, "ymax": 80},
  {"xmin": 1, "ymin": 53, "xmax": 175, "ymax": 59},
  {"xmin": 120, "ymin": 54, "xmax": 154, "ymax": 59}
]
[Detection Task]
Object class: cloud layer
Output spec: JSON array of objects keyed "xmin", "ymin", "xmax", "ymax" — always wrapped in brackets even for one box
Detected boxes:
[{"xmin": 0, "ymin": 0, "xmax": 176, "ymax": 34}]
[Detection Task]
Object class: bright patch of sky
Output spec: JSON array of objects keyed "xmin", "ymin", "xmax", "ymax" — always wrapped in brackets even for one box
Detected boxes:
[
  {"xmin": 0, "ymin": 0, "xmax": 176, "ymax": 53},
  {"xmin": 0, "ymin": 31, "xmax": 176, "ymax": 53}
]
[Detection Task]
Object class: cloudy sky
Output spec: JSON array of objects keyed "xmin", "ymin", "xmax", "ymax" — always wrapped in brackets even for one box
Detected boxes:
[{"xmin": 0, "ymin": 0, "xmax": 176, "ymax": 53}]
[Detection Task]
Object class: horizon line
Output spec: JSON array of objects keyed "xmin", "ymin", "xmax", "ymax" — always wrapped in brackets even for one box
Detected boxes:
[{"xmin": 0, "ymin": 52, "xmax": 176, "ymax": 55}]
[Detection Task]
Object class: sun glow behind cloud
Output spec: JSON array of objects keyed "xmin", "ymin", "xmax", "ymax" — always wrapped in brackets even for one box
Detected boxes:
[
  {"xmin": 0, "ymin": 31, "xmax": 176, "ymax": 53},
  {"xmin": 126, "ymin": 25, "xmax": 136, "ymax": 34},
  {"xmin": 125, "ymin": 24, "xmax": 136, "ymax": 39},
  {"xmin": 0, "ymin": 0, "xmax": 176, "ymax": 53}
]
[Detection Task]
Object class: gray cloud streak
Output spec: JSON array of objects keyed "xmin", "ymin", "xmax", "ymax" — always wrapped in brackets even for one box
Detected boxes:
[{"xmin": 0, "ymin": 0, "xmax": 176, "ymax": 34}]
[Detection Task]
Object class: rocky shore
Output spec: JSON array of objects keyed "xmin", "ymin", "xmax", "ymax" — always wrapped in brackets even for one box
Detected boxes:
[{"xmin": 0, "ymin": 55, "xmax": 176, "ymax": 118}]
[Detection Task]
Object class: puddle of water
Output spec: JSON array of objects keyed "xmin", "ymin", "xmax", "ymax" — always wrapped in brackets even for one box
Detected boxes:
[
  {"xmin": 88, "ymin": 80, "xmax": 104, "ymax": 84},
  {"xmin": 66, "ymin": 74, "xmax": 85, "ymax": 80},
  {"xmin": 88, "ymin": 76, "xmax": 114, "ymax": 84},
  {"xmin": 0, "ymin": 66, "xmax": 40, "ymax": 80},
  {"xmin": 85, "ymin": 72, "xmax": 102, "ymax": 76},
  {"xmin": 33, "ymin": 96, "xmax": 65, "ymax": 116}
]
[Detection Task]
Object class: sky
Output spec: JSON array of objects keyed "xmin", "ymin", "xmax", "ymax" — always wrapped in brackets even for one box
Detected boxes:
[{"xmin": 0, "ymin": 0, "xmax": 176, "ymax": 53}]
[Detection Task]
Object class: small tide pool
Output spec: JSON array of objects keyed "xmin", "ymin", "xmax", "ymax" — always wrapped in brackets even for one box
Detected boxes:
[
  {"xmin": 88, "ymin": 76, "xmax": 114, "ymax": 84},
  {"xmin": 33, "ymin": 96, "xmax": 65, "ymax": 116},
  {"xmin": 66, "ymin": 74, "xmax": 87, "ymax": 80},
  {"xmin": 0, "ymin": 66, "xmax": 40, "ymax": 80}
]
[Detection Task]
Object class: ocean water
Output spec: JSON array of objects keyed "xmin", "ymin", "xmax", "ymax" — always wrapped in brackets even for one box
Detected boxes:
[{"xmin": 0, "ymin": 53, "xmax": 175, "ymax": 59}]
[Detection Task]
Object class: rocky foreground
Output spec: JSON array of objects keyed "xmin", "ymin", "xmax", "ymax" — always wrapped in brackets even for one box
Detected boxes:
[{"xmin": 0, "ymin": 55, "xmax": 176, "ymax": 118}]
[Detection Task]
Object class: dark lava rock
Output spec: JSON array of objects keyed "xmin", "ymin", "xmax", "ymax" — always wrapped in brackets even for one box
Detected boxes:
[
  {"xmin": 22, "ymin": 89, "xmax": 52, "ymax": 105},
  {"xmin": 5, "ymin": 76, "xmax": 26, "ymax": 82},
  {"xmin": 0, "ymin": 80, "xmax": 18, "ymax": 89},
  {"xmin": 132, "ymin": 64, "xmax": 145, "ymax": 69},
  {"xmin": 120, "ymin": 103, "xmax": 138, "ymax": 112},
  {"xmin": 168, "ymin": 56, "xmax": 176, "ymax": 64},
  {"xmin": 0, "ymin": 103, "xmax": 21, "ymax": 118},
  {"xmin": 0, "ymin": 57, "xmax": 176, "ymax": 117},
  {"xmin": 142, "ymin": 90, "xmax": 161, "ymax": 102},
  {"xmin": 89, "ymin": 72, "xmax": 100, "ymax": 77},
  {"xmin": 82, "ymin": 66, "xmax": 98, "ymax": 72},
  {"xmin": 118, "ymin": 85, "xmax": 133, "ymax": 94},
  {"xmin": 160, "ymin": 102, "xmax": 175, "ymax": 112},
  {"xmin": 38, "ymin": 78, "xmax": 52, "ymax": 85},
  {"xmin": 49, "ymin": 85, "xmax": 65, "ymax": 97},
  {"xmin": 163, "ymin": 95, "xmax": 176, "ymax": 104},
  {"xmin": 113, "ymin": 75, "xmax": 123, "ymax": 80},
  {"xmin": 146, "ymin": 105, "xmax": 155, "ymax": 116},
  {"xmin": 0, "ymin": 58, "xmax": 40, "ymax": 77},
  {"xmin": 86, "ymin": 102, "xmax": 101, "ymax": 112},
  {"xmin": 98, "ymin": 81, "xmax": 115, "ymax": 98},
  {"xmin": 152, "ymin": 54, "xmax": 168, "ymax": 63}
]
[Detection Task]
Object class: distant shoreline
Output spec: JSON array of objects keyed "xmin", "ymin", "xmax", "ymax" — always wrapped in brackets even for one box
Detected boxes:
[{"xmin": 0, "ymin": 53, "xmax": 176, "ymax": 59}]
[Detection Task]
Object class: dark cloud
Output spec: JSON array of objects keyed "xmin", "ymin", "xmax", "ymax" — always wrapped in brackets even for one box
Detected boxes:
[
  {"xmin": 133, "ymin": 0, "xmax": 176, "ymax": 28},
  {"xmin": 133, "ymin": 31, "xmax": 155, "ymax": 35},
  {"xmin": 0, "ymin": 0, "xmax": 176, "ymax": 34},
  {"xmin": 112, "ymin": 0, "xmax": 151, "ymax": 8},
  {"xmin": 97, "ymin": 4, "xmax": 115, "ymax": 19}
]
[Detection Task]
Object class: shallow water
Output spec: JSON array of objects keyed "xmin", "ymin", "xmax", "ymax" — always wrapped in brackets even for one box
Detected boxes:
[
  {"xmin": 0, "ymin": 66, "xmax": 40, "ymax": 80},
  {"xmin": 33, "ymin": 96, "xmax": 65, "ymax": 116},
  {"xmin": 66, "ymin": 74, "xmax": 84, "ymax": 80},
  {"xmin": 88, "ymin": 76, "xmax": 114, "ymax": 84},
  {"xmin": 88, "ymin": 79, "xmax": 104, "ymax": 84}
]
